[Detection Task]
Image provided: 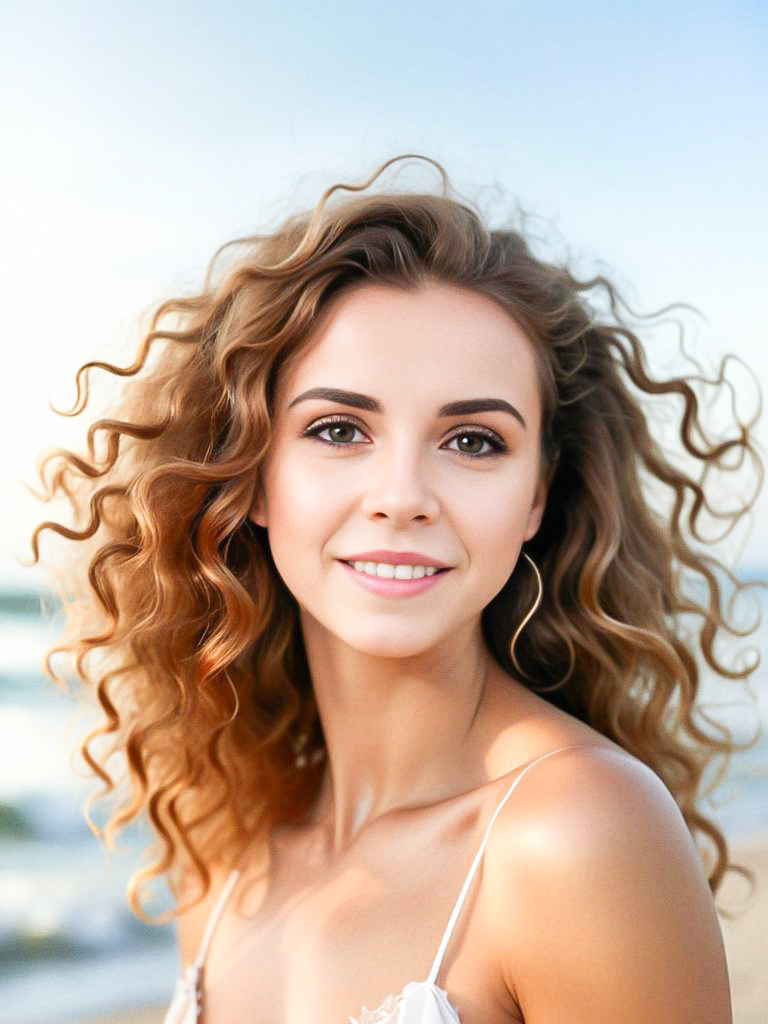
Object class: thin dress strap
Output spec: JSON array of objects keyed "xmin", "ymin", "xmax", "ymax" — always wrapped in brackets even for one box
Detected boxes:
[
  {"xmin": 193, "ymin": 867, "xmax": 241, "ymax": 969},
  {"xmin": 163, "ymin": 869, "xmax": 242, "ymax": 1024},
  {"xmin": 425, "ymin": 744, "xmax": 594, "ymax": 987}
]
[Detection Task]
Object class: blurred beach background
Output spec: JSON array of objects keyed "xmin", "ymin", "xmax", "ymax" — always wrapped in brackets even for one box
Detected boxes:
[{"xmin": 1, "ymin": 1, "xmax": 766, "ymax": 1022}]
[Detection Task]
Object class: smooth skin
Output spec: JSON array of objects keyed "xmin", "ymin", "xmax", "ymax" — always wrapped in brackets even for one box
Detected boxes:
[
  {"xmin": 483, "ymin": 746, "xmax": 732, "ymax": 1023},
  {"xmin": 249, "ymin": 279, "xmax": 550, "ymax": 849},
  {"xmin": 176, "ymin": 281, "xmax": 732, "ymax": 1023}
]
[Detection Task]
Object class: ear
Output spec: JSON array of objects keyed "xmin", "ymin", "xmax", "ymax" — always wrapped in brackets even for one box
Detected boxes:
[
  {"xmin": 248, "ymin": 481, "xmax": 268, "ymax": 528},
  {"xmin": 523, "ymin": 465, "xmax": 552, "ymax": 542}
]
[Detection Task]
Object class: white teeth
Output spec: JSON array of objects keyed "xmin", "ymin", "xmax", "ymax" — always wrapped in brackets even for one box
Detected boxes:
[{"xmin": 350, "ymin": 561, "xmax": 439, "ymax": 579}]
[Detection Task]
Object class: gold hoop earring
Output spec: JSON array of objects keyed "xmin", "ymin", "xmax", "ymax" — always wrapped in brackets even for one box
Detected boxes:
[
  {"xmin": 223, "ymin": 673, "xmax": 240, "ymax": 725},
  {"xmin": 509, "ymin": 551, "xmax": 542, "ymax": 677},
  {"xmin": 509, "ymin": 552, "xmax": 576, "ymax": 693}
]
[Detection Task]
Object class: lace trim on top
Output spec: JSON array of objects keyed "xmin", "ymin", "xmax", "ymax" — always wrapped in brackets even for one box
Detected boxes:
[
  {"xmin": 348, "ymin": 985, "xmax": 405, "ymax": 1024},
  {"xmin": 348, "ymin": 980, "xmax": 461, "ymax": 1024}
]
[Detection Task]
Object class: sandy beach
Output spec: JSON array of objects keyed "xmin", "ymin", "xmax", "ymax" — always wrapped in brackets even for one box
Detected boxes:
[
  {"xmin": 716, "ymin": 829, "xmax": 768, "ymax": 1024},
  {"xmin": 69, "ymin": 829, "xmax": 768, "ymax": 1024}
]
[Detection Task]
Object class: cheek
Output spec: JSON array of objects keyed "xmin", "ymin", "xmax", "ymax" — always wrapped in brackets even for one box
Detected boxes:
[
  {"xmin": 466, "ymin": 506, "xmax": 527, "ymax": 573},
  {"xmin": 460, "ymin": 471, "xmax": 536, "ymax": 540},
  {"xmin": 261, "ymin": 457, "xmax": 336, "ymax": 573},
  {"xmin": 271, "ymin": 459, "xmax": 326, "ymax": 518},
  {"xmin": 456, "ymin": 473, "xmax": 539, "ymax": 604}
]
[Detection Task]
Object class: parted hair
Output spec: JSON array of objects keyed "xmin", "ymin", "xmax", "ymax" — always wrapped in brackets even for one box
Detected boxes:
[{"xmin": 30, "ymin": 154, "xmax": 764, "ymax": 924}]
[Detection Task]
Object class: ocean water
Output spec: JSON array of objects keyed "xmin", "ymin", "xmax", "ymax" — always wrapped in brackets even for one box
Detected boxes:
[{"xmin": 0, "ymin": 583, "xmax": 766, "ymax": 1024}]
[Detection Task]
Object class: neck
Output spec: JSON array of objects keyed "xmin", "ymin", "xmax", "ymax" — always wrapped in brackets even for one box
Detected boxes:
[{"xmin": 299, "ymin": 614, "xmax": 506, "ymax": 854}]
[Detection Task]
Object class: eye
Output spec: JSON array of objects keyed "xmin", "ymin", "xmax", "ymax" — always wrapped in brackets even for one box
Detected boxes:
[
  {"xmin": 302, "ymin": 416, "xmax": 507, "ymax": 459},
  {"xmin": 303, "ymin": 417, "xmax": 366, "ymax": 446},
  {"xmin": 445, "ymin": 429, "xmax": 507, "ymax": 458}
]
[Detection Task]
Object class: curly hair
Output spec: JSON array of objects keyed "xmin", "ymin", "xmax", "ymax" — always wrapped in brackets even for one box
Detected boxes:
[{"xmin": 29, "ymin": 154, "xmax": 765, "ymax": 926}]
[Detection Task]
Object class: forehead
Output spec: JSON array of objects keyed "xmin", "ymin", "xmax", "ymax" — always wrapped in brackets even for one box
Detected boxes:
[{"xmin": 280, "ymin": 280, "xmax": 541, "ymax": 405}]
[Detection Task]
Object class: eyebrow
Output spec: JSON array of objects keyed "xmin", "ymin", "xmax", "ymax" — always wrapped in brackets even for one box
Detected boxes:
[{"xmin": 286, "ymin": 387, "xmax": 527, "ymax": 429}]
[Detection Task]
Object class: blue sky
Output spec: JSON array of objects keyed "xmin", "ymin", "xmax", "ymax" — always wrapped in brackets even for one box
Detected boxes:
[{"xmin": 1, "ymin": 0, "xmax": 767, "ymax": 587}]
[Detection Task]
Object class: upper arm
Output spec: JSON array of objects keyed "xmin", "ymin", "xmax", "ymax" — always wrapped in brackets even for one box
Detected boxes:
[{"xmin": 485, "ymin": 748, "xmax": 732, "ymax": 1024}]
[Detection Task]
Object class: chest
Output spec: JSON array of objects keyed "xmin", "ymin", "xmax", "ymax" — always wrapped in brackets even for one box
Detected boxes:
[{"xmin": 199, "ymin": 815, "xmax": 523, "ymax": 1024}]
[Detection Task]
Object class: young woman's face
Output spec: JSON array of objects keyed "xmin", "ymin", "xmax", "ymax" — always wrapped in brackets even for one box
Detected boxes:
[{"xmin": 250, "ymin": 280, "xmax": 549, "ymax": 659}]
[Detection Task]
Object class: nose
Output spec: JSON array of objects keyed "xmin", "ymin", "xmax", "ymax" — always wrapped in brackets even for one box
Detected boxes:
[{"xmin": 358, "ymin": 444, "xmax": 441, "ymax": 525}]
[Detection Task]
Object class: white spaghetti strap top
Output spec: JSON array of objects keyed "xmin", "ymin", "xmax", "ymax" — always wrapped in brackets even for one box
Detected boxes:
[
  {"xmin": 162, "ymin": 867, "xmax": 241, "ymax": 1024},
  {"xmin": 162, "ymin": 744, "xmax": 593, "ymax": 1024}
]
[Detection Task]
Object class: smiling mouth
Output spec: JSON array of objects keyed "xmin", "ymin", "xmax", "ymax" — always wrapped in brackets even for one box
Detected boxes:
[{"xmin": 340, "ymin": 560, "xmax": 451, "ymax": 574}]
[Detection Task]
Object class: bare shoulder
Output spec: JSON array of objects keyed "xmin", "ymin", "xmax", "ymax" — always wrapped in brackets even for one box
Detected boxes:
[{"xmin": 482, "ymin": 745, "xmax": 732, "ymax": 1024}]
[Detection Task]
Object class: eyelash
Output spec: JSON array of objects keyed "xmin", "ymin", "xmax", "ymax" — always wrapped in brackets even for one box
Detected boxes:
[{"xmin": 302, "ymin": 415, "xmax": 508, "ymax": 459}]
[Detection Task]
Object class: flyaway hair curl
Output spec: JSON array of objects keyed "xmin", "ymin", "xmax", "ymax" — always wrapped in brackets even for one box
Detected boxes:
[{"xmin": 29, "ymin": 153, "xmax": 765, "ymax": 925}]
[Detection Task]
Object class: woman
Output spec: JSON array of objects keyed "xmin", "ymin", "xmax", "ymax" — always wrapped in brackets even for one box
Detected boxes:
[{"xmin": 31, "ymin": 154, "xmax": 762, "ymax": 1023}]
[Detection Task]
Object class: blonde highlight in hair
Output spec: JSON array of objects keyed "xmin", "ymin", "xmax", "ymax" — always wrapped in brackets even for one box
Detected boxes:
[{"xmin": 29, "ymin": 153, "xmax": 765, "ymax": 924}]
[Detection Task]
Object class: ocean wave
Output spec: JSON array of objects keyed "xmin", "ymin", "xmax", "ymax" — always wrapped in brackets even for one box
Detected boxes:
[{"xmin": 0, "ymin": 843, "xmax": 174, "ymax": 971}]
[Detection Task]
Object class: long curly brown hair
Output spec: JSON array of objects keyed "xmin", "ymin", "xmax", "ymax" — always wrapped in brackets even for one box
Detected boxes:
[{"xmin": 29, "ymin": 154, "xmax": 765, "ymax": 925}]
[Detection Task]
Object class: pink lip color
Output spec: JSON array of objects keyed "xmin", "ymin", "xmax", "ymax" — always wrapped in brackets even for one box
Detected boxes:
[{"xmin": 337, "ymin": 559, "xmax": 452, "ymax": 597}]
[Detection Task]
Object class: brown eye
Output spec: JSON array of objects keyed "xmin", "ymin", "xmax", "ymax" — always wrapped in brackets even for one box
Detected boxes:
[
  {"xmin": 303, "ymin": 416, "xmax": 367, "ymax": 446},
  {"xmin": 445, "ymin": 429, "xmax": 507, "ymax": 459},
  {"xmin": 453, "ymin": 433, "xmax": 486, "ymax": 455},
  {"xmin": 324, "ymin": 423, "xmax": 358, "ymax": 443}
]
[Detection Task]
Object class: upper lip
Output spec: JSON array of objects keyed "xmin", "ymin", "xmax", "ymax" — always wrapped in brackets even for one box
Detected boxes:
[{"xmin": 339, "ymin": 549, "xmax": 453, "ymax": 569}]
